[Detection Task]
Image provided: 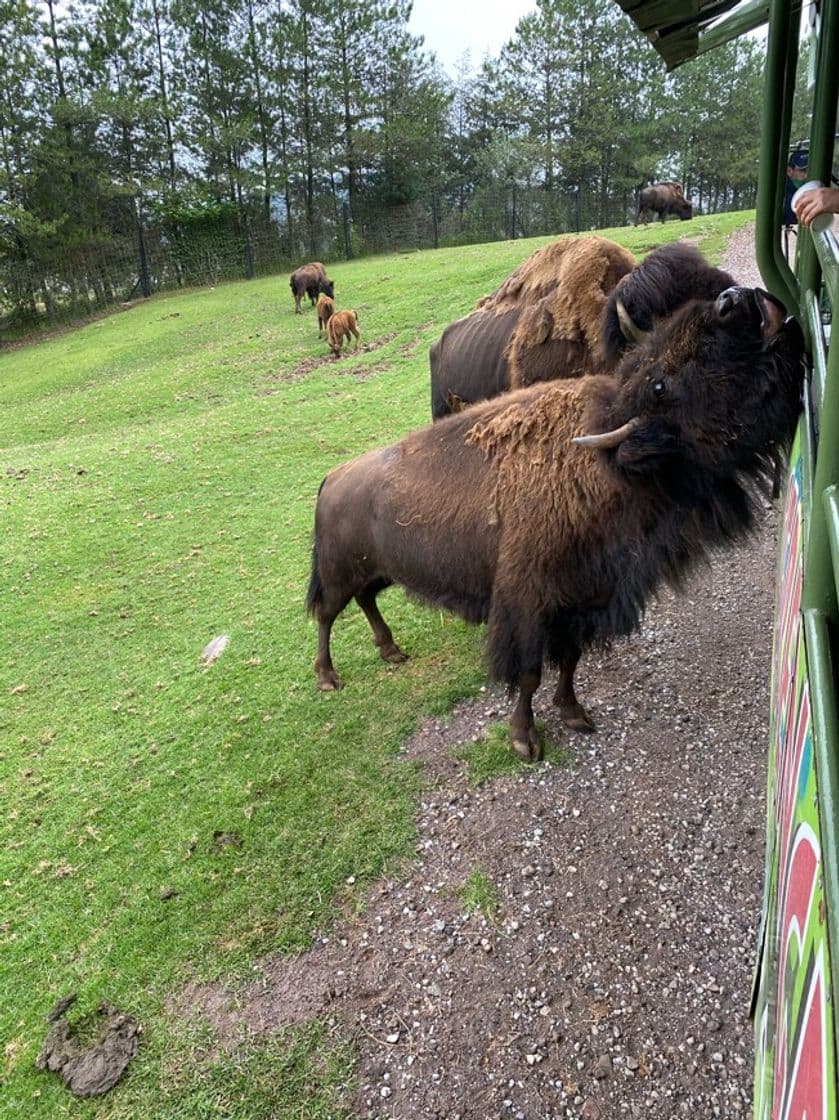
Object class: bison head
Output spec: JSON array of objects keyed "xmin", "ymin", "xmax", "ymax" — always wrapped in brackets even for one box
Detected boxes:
[
  {"xmin": 675, "ymin": 198, "xmax": 693, "ymax": 220},
  {"xmin": 601, "ymin": 242, "xmax": 734, "ymax": 367},
  {"xmin": 322, "ymin": 279, "xmax": 335, "ymax": 299},
  {"xmin": 576, "ymin": 287, "xmax": 803, "ymax": 486}
]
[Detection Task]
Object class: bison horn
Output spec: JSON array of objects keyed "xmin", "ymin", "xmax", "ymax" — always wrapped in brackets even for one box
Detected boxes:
[
  {"xmin": 572, "ymin": 417, "xmax": 640, "ymax": 449},
  {"xmin": 616, "ymin": 299, "xmax": 647, "ymax": 344}
]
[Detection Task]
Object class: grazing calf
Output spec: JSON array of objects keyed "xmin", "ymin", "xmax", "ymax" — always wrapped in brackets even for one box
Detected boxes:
[
  {"xmin": 316, "ymin": 293, "xmax": 335, "ymax": 335},
  {"xmin": 327, "ymin": 309, "xmax": 360, "ymax": 356},
  {"xmin": 308, "ymin": 289, "xmax": 802, "ymax": 760},
  {"xmin": 290, "ymin": 262, "xmax": 334, "ymax": 314}
]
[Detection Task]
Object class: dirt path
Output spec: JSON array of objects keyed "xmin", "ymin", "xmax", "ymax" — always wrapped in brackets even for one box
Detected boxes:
[{"xmin": 182, "ymin": 226, "xmax": 776, "ymax": 1119}]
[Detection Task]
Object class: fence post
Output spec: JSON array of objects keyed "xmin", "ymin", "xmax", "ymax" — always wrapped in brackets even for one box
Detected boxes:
[
  {"xmin": 431, "ymin": 195, "xmax": 438, "ymax": 249},
  {"xmin": 136, "ymin": 197, "xmax": 152, "ymax": 298},
  {"xmin": 342, "ymin": 201, "xmax": 353, "ymax": 260}
]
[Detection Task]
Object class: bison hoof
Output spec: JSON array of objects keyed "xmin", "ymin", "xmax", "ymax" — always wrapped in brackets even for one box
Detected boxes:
[
  {"xmin": 379, "ymin": 643, "xmax": 408, "ymax": 665},
  {"xmin": 511, "ymin": 729, "xmax": 544, "ymax": 763},
  {"xmin": 316, "ymin": 669, "xmax": 343, "ymax": 691},
  {"xmin": 556, "ymin": 701, "xmax": 596, "ymax": 733}
]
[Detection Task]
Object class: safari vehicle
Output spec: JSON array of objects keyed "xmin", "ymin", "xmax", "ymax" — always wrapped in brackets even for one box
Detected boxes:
[{"xmin": 614, "ymin": 0, "xmax": 839, "ymax": 1113}]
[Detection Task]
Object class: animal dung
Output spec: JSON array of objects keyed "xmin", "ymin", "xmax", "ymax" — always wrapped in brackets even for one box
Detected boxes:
[{"xmin": 36, "ymin": 999, "xmax": 140, "ymax": 1098}]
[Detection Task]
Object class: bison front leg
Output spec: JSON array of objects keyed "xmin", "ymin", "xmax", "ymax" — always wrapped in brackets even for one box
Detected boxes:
[
  {"xmin": 510, "ymin": 670, "xmax": 544, "ymax": 763},
  {"xmin": 488, "ymin": 594, "xmax": 545, "ymax": 761},
  {"xmin": 553, "ymin": 647, "xmax": 596, "ymax": 732},
  {"xmin": 356, "ymin": 585, "xmax": 408, "ymax": 665}
]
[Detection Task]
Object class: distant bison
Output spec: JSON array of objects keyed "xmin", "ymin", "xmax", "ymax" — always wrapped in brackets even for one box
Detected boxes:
[
  {"xmin": 430, "ymin": 238, "xmax": 732, "ymax": 419},
  {"xmin": 308, "ymin": 288, "xmax": 802, "ymax": 759},
  {"xmin": 290, "ymin": 262, "xmax": 334, "ymax": 314},
  {"xmin": 637, "ymin": 182, "xmax": 693, "ymax": 223},
  {"xmin": 430, "ymin": 236, "xmax": 635, "ymax": 418}
]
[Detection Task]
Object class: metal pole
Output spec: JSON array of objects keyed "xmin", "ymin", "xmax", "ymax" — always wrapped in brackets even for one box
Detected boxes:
[
  {"xmin": 755, "ymin": 0, "xmax": 798, "ymax": 313},
  {"xmin": 801, "ymin": 0, "xmax": 839, "ymax": 621},
  {"xmin": 342, "ymin": 201, "xmax": 352, "ymax": 260},
  {"xmin": 136, "ymin": 197, "xmax": 151, "ymax": 298}
]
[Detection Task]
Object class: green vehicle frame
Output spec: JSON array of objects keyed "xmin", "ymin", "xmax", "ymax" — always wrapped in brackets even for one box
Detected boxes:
[{"xmin": 614, "ymin": 0, "xmax": 838, "ymax": 1113}]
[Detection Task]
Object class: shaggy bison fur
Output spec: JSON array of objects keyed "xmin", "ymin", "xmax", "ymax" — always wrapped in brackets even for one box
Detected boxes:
[
  {"xmin": 307, "ymin": 287, "xmax": 802, "ymax": 759},
  {"xmin": 290, "ymin": 262, "xmax": 334, "ymax": 314},
  {"xmin": 430, "ymin": 236, "xmax": 635, "ymax": 419},
  {"xmin": 430, "ymin": 237, "xmax": 732, "ymax": 420}
]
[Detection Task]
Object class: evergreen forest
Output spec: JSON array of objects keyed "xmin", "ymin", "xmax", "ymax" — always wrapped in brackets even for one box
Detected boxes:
[{"xmin": 0, "ymin": 0, "xmax": 812, "ymax": 329}]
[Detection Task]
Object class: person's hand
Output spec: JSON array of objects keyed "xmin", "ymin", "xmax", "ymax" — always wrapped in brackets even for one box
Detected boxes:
[{"xmin": 795, "ymin": 186, "xmax": 839, "ymax": 227}]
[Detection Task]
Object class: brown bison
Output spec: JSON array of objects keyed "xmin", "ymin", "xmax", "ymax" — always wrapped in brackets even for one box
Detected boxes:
[
  {"xmin": 600, "ymin": 242, "xmax": 734, "ymax": 366},
  {"xmin": 316, "ymin": 293, "xmax": 335, "ymax": 335},
  {"xmin": 290, "ymin": 262, "xmax": 335, "ymax": 314},
  {"xmin": 326, "ymin": 309, "xmax": 360, "ymax": 356},
  {"xmin": 637, "ymin": 182, "xmax": 693, "ymax": 224},
  {"xmin": 430, "ymin": 236, "xmax": 635, "ymax": 419},
  {"xmin": 430, "ymin": 238, "xmax": 732, "ymax": 419},
  {"xmin": 307, "ymin": 287, "xmax": 802, "ymax": 760}
]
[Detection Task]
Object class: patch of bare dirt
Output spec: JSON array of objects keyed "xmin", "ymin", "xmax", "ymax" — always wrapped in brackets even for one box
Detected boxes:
[
  {"xmin": 176, "ymin": 227, "xmax": 775, "ymax": 1119},
  {"xmin": 258, "ymin": 333, "xmax": 399, "ymax": 391}
]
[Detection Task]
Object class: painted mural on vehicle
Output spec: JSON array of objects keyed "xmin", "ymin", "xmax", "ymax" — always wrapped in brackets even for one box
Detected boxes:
[{"xmin": 753, "ymin": 431, "xmax": 837, "ymax": 1120}]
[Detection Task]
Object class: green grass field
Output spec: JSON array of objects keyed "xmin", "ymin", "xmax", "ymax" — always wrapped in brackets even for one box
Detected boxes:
[{"xmin": 0, "ymin": 212, "xmax": 753, "ymax": 1118}]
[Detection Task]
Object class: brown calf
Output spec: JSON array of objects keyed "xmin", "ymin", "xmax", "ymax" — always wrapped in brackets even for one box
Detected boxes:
[
  {"xmin": 316, "ymin": 293, "xmax": 335, "ymax": 335},
  {"xmin": 327, "ymin": 309, "xmax": 360, "ymax": 356}
]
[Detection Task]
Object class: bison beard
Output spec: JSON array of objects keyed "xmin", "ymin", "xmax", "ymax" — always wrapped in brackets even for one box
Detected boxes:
[{"xmin": 308, "ymin": 288, "xmax": 802, "ymax": 760}]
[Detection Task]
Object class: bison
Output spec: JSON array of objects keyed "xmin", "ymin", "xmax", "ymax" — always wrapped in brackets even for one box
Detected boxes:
[
  {"xmin": 637, "ymin": 182, "xmax": 693, "ymax": 224},
  {"xmin": 290, "ymin": 261, "xmax": 335, "ymax": 314},
  {"xmin": 326, "ymin": 309, "xmax": 360, "ymax": 356},
  {"xmin": 307, "ymin": 287, "xmax": 802, "ymax": 760},
  {"xmin": 601, "ymin": 242, "xmax": 734, "ymax": 366},
  {"xmin": 430, "ymin": 236, "xmax": 635, "ymax": 419},
  {"xmin": 316, "ymin": 293, "xmax": 335, "ymax": 335},
  {"xmin": 430, "ymin": 238, "xmax": 733, "ymax": 419}
]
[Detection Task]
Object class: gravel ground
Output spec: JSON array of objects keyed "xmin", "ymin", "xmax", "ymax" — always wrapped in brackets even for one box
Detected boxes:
[{"xmin": 182, "ymin": 225, "xmax": 778, "ymax": 1119}]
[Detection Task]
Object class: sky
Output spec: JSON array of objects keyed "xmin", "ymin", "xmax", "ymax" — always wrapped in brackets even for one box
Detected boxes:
[{"xmin": 408, "ymin": 0, "xmax": 537, "ymax": 75}]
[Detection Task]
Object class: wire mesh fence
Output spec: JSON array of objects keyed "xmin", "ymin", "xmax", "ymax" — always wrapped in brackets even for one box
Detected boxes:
[{"xmin": 0, "ymin": 183, "xmax": 703, "ymax": 337}]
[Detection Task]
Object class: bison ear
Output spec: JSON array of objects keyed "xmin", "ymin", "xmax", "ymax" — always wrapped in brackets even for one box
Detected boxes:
[{"xmin": 754, "ymin": 289, "xmax": 787, "ymax": 340}]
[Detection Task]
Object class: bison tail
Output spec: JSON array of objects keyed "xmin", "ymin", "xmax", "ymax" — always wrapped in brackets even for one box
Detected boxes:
[
  {"xmin": 306, "ymin": 539, "xmax": 324, "ymax": 616},
  {"xmin": 306, "ymin": 480, "xmax": 329, "ymax": 616}
]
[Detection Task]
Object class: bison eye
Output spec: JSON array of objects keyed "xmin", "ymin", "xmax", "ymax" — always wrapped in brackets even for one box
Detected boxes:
[{"xmin": 652, "ymin": 378, "xmax": 666, "ymax": 398}]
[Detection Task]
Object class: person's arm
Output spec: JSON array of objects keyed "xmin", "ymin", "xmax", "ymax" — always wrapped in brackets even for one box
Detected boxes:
[{"xmin": 795, "ymin": 186, "xmax": 839, "ymax": 226}]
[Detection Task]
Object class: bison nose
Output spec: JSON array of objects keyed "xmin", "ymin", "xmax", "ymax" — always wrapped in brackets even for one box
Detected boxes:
[{"xmin": 715, "ymin": 287, "xmax": 744, "ymax": 319}]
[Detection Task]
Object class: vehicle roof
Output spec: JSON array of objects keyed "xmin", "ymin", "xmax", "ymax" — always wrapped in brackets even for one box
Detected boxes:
[{"xmin": 613, "ymin": 0, "xmax": 800, "ymax": 68}]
